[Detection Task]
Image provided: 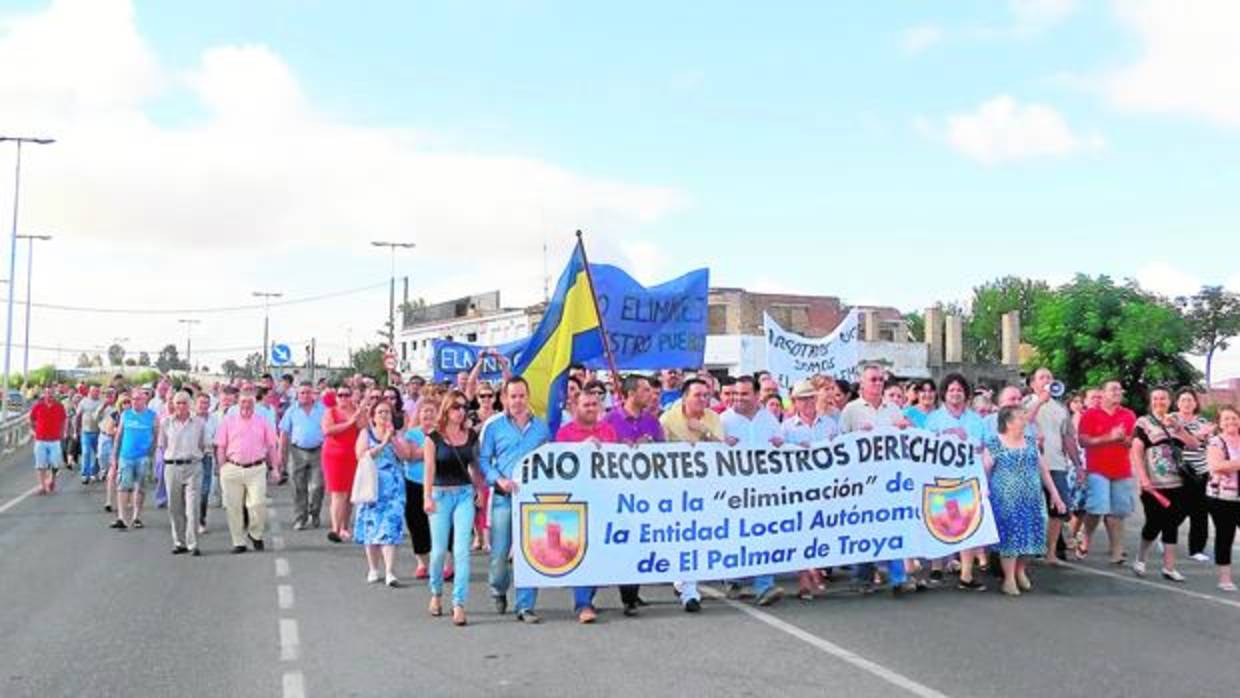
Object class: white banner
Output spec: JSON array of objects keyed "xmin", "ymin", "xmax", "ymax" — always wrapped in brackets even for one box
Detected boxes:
[
  {"xmin": 764, "ymin": 309, "xmax": 860, "ymax": 392},
  {"xmin": 512, "ymin": 429, "xmax": 998, "ymax": 587}
]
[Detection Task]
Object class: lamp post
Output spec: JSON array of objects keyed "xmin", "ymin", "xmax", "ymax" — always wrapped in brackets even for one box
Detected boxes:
[
  {"xmin": 178, "ymin": 319, "xmax": 201, "ymax": 370},
  {"xmin": 252, "ymin": 291, "xmax": 282, "ymax": 372},
  {"xmin": 16, "ymin": 233, "xmax": 52, "ymax": 376},
  {"xmin": 0, "ymin": 136, "xmax": 54, "ymax": 414},
  {"xmin": 370, "ymin": 241, "xmax": 415, "ymax": 352}
]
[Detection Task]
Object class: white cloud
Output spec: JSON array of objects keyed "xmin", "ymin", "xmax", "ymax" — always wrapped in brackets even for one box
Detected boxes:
[
  {"xmin": 1009, "ymin": 0, "xmax": 1078, "ymax": 26},
  {"xmin": 901, "ymin": 25, "xmax": 943, "ymax": 54},
  {"xmin": 1134, "ymin": 261, "xmax": 1201, "ymax": 299},
  {"xmin": 939, "ymin": 95, "xmax": 1104, "ymax": 164},
  {"xmin": 0, "ymin": 0, "xmax": 687, "ymax": 369},
  {"xmin": 1103, "ymin": 0, "xmax": 1240, "ymax": 127}
]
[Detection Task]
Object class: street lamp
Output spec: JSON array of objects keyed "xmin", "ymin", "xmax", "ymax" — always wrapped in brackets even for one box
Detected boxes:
[
  {"xmin": 0, "ymin": 135, "xmax": 54, "ymax": 413},
  {"xmin": 178, "ymin": 319, "xmax": 201, "ymax": 370},
  {"xmin": 370, "ymin": 241, "xmax": 415, "ymax": 351},
  {"xmin": 16, "ymin": 233, "xmax": 52, "ymax": 376},
  {"xmin": 252, "ymin": 291, "xmax": 282, "ymax": 372}
]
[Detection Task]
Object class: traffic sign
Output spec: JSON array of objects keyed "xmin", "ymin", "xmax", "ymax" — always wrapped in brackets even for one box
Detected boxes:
[{"xmin": 271, "ymin": 343, "xmax": 292, "ymax": 365}]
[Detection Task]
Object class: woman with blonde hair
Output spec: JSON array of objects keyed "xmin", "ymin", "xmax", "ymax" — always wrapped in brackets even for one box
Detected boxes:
[{"xmin": 423, "ymin": 389, "xmax": 480, "ymax": 625}]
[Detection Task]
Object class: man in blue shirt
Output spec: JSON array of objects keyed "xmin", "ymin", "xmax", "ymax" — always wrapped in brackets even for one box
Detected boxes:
[
  {"xmin": 481, "ymin": 376, "xmax": 551, "ymax": 623},
  {"xmin": 279, "ymin": 382, "xmax": 326, "ymax": 530}
]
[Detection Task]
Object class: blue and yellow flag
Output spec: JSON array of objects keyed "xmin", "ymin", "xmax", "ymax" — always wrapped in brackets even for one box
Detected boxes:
[{"xmin": 514, "ymin": 240, "xmax": 605, "ymax": 432}]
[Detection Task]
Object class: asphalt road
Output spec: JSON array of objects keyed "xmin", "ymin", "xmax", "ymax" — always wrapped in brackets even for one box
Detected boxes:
[{"xmin": 2, "ymin": 443, "xmax": 1238, "ymax": 698}]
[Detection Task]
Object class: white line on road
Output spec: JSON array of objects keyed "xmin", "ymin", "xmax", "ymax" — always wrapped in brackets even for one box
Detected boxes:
[
  {"xmin": 1061, "ymin": 561, "xmax": 1240, "ymax": 611},
  {"xmin": 279, "ymin": 618, "xmax": 300, "ymax": 661},
  {"xmin": 282, "ymin": 671, "xmax": 305, "ymax": 698},
  {"xmin": 275, "ymin": 557, "xmax": 290, "ymax": 577},
  {"xmin": 273, "ymin": 535, "xmax": 286, "ymax": 551},
  {"xmin": 702, "ymin": 587, "xmax": 952, "ymax": 698},
  {"xmin": 0, "ymin": 485, "xmax": 41, "ymax": 515},
  {"xmin": 278, "ymin": 584, "xmax": 295, "ymax": 610}
]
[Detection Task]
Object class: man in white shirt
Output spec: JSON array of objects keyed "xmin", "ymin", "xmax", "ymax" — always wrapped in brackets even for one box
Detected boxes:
[{"xmin": 720, "ymin": 376, "xmax": 785, "ymax": 606}]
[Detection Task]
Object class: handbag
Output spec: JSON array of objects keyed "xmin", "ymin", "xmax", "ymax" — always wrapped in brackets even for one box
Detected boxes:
[
  {"xmin": 1151, "ymin": 416, "xmax": 1201, "ymax": 486},
  {"xmin": 351, "ymin": 448, "xmax": 378, "ymax": 505}
]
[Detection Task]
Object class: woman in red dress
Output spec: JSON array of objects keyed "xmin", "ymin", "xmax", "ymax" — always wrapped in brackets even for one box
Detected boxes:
[{"xmin": 321, "ymin": 386, "xmax": 366, "ymax": 542}]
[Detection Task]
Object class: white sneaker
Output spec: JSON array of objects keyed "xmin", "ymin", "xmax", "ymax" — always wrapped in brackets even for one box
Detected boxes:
[
  {"xmin": 1219, "ymin": 581, "xmax": 1237, "ymax": 592},
  {"xmin": 1131, "ymin": 560, "xmax": 1147, "ymax": 577},
  {"xmin": 366, "ymin": 570, "xmax": 382, "ymax": 584},
  {"xmin": 1161, "ymin": 568, "xmax": 1186, "ymax": 583},
  {"xmin": 1190, "ymin": 553, "xmax": 1211, "ymax": 563}
]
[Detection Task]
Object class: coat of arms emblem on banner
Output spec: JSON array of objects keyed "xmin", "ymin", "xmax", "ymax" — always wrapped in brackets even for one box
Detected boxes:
[
  {"xmin": 521, "ymin": 493, "xmax": 588, "ymax": 577},
  {"xmin": 923, "ymin": 477, "xmax": 984, "ymax": 544}
]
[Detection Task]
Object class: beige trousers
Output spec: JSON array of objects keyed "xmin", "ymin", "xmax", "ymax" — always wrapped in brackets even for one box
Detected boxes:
[{"xmin": 220, "ymin": 463, "xmax": 267, "ymax": 547}]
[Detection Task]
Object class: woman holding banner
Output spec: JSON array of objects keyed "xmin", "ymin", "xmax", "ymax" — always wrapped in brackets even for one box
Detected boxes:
[
  {"xmin": 925, "ymin": 373, "xmax": 988, "ymax": 590},
  {"xmin": 984, "ymin": 405, "xmax": 1065, "ymax": 596}
]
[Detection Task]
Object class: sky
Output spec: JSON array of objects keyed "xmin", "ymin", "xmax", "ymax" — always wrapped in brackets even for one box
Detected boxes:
[{"xmin": 1, "ymin": 0, "xmax": 1238, "ymax": 379}]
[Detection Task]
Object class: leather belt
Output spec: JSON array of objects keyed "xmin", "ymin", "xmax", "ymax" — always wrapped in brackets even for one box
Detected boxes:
[
  {"xmin": 165, "ymin": 458, "xmax": 198, "ymax": 465},
  {"xmin": 231, "ymin": 460, "xmax": 266, "ymax": 468},
  {"xmin": 292, "ymin": 445, "xmax": 322, "ymax": 452}
]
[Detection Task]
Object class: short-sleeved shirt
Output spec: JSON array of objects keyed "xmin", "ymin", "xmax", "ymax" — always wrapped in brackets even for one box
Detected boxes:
[
  {"xmin": 659, "ymin": 405, "xmax": 725, "ymax": 444},
  {"xmin": 604, "ymin": 406, "xmax": 664, "ymax": 444},
  {"xmin": 1023, "ymin": 396, "xmax": 1071, "ymax": 471},
  {"xmin": 839, "ymin": 398, "xmax": 905, "ymax": 434},
  {"xmin": 30, "ymin": 400, "xmax": 67, "ymax": 441},
  {"xmin": 1207, "ymin": 435, "xmax": 1240, "ymax": 502},
  {"xmin": 119, "ymin": 408, "xmax": 157, "ymax": 459},
  {"xmin": 160, "ymin": 415, "xmax": 209, "ymax": 461},
  {"xmin": 925, "ymin": 406, "xmax": 987, "ymax": 449},
  {"xmin": 279, "ymin": 402, "xmax": 326, "ymax": 449},
  {"xmin": 215, "ymin": 412, "xmax": 277, "ymax": 465},
  {"xmin": 1133, "ymin": 416, "xmax": 1183, "ymax": 489},
  {"xmin": 1180, "ymin": 416, "xmax": 1210, "ymax": 476},
  {"xmin": 1079, "ymin": 406, "xmax": 1137, "ymax": 480},
  {"xmin": 659, "ymin": 390, "xmax": 681, "ymax": 411},
  {"xmin": 721, "ymin": 408, "xmax": 782, "ymax": 448},
  {"xmin": 556, "ymin": 420, "xmax": 618, "ymax": 444},
  {"xmin": 903, "ymin": 406, "xmax": 934, "ymax": 430},
  {"xmin": 78, "ymin": 397, "xmax": 103, "ymax": 433},
  {"xmin": 781, "ymin": 412, "xmax": 839, "ymax": 446},
  {"xmin": 403, "ymin": 427, "xmax": 427, "ymax": 483}
]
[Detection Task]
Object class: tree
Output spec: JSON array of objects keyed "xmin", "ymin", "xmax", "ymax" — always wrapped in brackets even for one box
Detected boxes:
[
  {"xmin": 243, "ymin": 352, "xmax": 263, "ymax": 378},
  {"xmin": 965, "ymin": 276, "xmax": 1051, "ymax": 362},
  {"xmin": 137, "ymin": 351, "xmax": 151, "ymax": 367},
  {"xmin": 76, "ymin": 352, "xmax": 93, "ymax": 369},
  {"xmin": 351, "ymin": 343, "xmax": 387, "ymax": 379},
  {"xmin": 1177, "ymin": 285, "xmax": 1240, "ymax": 389},
  {"xmin": 1026, "ymin": 274, "xmax": 1199, "ymax": 412},
  {"xmin": 92, "ymin": 354, "xmax": 104, "ymax": 368},
  {"xmin": 107, "ymin": 344, "xmax": 125, "ymax": 366},
  {"xmin": 124, "ymin": 358, "xmax": 137, "ymax": 367},
  {"xmin": 904, "ymin": 311, "xmax": 924, "ymax": 342},
  {"xmin": 221, "ymin": 359, "xmax": 243, "ymax": 378},
  {"xmin": 156, "ymin": 344, "xmax": 189, "ymax": 373}
]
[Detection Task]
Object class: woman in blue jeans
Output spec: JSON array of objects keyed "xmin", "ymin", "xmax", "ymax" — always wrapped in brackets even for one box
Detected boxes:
[{"xmin": 423, "ymin": 390, "xmax": 479, "ymax": 627}]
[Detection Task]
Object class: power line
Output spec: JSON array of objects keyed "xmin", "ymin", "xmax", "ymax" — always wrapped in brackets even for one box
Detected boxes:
[{"xmin": 0, "ymin": 281, "xmax": 387, "ymax": 315}]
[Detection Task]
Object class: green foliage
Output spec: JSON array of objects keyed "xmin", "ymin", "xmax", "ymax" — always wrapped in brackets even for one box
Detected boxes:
[
  {"xmin": 107, "ymin": 344, "xmax": 125, "ymax": 366},
  {"xmin": 243, "ymin": 352, "xmax": 263, "ymax": 378},
  {"xmin": 966, "ymin": 276, "xmax": 1051, "ymax": 362},
  {"xmin": 1026, "ymin": 274, "xmax": 1199, "ymax": 412},
  {"xmin": 137, "ymin": 351, "xmax": 151, "ymax": 366},
  {"xmin": 904, "ymin": 311, "xmax": 925, "ymax": 342},
  {"xmin": 76, "ymin": 352, "xmax": 93, "ymax": 368},
  {"xmin": 351, "ymin": 344, "xmax": 387, "ymax": 380},
  {"xmin": 1177, "ymin": 285, "xmax": 1240, "ymax": 388},
  {"xmin": 156, "ymin": 344, "xmax": 190, "ymax": 373},
  {"xmin": 26, "ymin": 365, "xmax": 58, "ymax": 387},
  {"xmin": 221, "ymin": 359, "xmax": 243, "ymax": 378},
  {"xmin": 128, "ymin": 369, "xmax": 162, "ymax": 387}
]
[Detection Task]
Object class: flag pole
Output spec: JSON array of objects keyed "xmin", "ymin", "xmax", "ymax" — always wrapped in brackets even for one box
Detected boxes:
[{"xmin": 574, "ymin": 230, "xmax": 624, "ymax": 395}]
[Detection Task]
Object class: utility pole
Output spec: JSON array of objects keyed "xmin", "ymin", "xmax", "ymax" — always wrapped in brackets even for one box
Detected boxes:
[
  {"xmin": 307, "ymin": 337, "xmax": 317, "ymax": 382},
  {"xmin": 0, "ymin": 135, "xmax": 54, "ymax": 414},
  {"xmin": 370, "ymin": 241, "xmax": 415, "ymax": 351},
  {"xmin": 17, "ymin": 233, "xmax": 52, "ymax": 376},
  {"xmin": 252, "ymin": 291, "xmax": 282, "ymax": 372},
  {"xmin": 178, "ymin": 319, "xmax": 201, "ymax": 370}
]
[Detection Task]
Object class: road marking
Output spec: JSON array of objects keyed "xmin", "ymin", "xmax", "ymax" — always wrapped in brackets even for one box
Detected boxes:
[
  {"xmin": 282, "ymin": 671, "xmax": 305, "ymax": 698},
  {"xmin": 273, "ymin": 535, "xmax": 286, "ymax": 551},
  {"xmin": 279, "ymin": 618, "xmax": 300, "ymax": 661},
  {"xmin": 275, "ymin": 557, "xmax": 290, "ymax": 577},
  {"xmin": 278, "ymin": 584, "xmax": 295, "ymax": 610},
  {"xmin": 702, "ymin": 587, "xmax": 952, "ymax": 698},
  {"xmin": 1061, "ymin": 561, "xmax": 1240, "ymax": 611},
  {"xmin": 0, "ymin": 485, "xmax": 41, "ymax": 515}
]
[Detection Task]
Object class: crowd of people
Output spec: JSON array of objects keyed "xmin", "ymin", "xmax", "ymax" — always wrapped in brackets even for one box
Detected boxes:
[{"xmin": 23, "ymin": 361, "xmax": 1240, "ymax": 628}]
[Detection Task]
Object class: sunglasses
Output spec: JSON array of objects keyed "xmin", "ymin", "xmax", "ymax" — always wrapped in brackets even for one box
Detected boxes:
[
  {"xmin": 337, "ymin": 391, "xmax": 353, "ymax": 397},
  {"xmin": 451, "ymin": 403, "xmax": 467, "ymax": 410},
  {"xmin": 478, "ymin": 393, "xmax": 494, "ymax": 399}
]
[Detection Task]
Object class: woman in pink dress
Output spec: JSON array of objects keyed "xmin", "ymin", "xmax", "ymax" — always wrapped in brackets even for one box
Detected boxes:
[{"xmin": 321, "ymin": 387, "xmax": 365, "ymax": 542}]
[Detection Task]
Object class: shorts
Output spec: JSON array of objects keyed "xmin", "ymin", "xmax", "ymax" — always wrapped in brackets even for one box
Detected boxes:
[
  {"xmin": 1085, "ymin": 473, "xmax": 1134, "ymax": 517},
  {"xmin": 33, "ymin": 440, "xmax": 63, "ymax": 470},
  {"xmin": 118, "ymin": 457, "xmax": 152, "ymax": 492},
  {"xmin": 1047, "ymin": 470, "xmax": 1072, "ymax": 520}
]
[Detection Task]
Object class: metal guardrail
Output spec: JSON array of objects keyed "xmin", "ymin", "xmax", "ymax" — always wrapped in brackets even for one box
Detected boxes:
[{"xmin": 1, "ymin": 412, "xmax": 31, "ymax": 456}]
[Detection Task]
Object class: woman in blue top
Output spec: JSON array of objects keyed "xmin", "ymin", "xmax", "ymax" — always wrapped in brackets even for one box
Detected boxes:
[
  {"xmin": 403, "ymin": 399, "xmax": 438, "ymax": 579},
  {"xmin": 903, "ymin": 379, "xmax": 937, "ymax": 429},
  {"xmin": 353, "ymin": 401, "xmax": 414, "ymax": 587},
  {"xmin": 924, "ymin": 373, "xmax": 989, "ymax": 590}
]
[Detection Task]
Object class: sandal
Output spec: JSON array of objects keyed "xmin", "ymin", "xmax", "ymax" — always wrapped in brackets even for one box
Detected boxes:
[
  {"xmin": 428, "ymin": 596, "xmax": 443, "ymax": 617},
  {"xmin": 452, "ymin": 606, "xmax": 467, "ymax": 626}
]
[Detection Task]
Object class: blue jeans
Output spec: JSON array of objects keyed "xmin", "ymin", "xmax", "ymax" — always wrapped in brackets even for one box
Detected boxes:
[
  {"xmin": 80, "ymin": 432, "xmax": 99, "ymax": 479},
  {"xmin": 752, "ymin": 575, "xmax": 775, "ymax": 596},
  {"xmin": 855, "ymin": 560, "xmax": 906, "ymax": 588},
  {"xmin": 429, "ymin": 485, "xmax": 475, "ymax": 608},
  {"xmin": 489, "ymin": 493, "xmax": 537, "ymax": 613},
  {"xmin": 199, "ymin": 454, "xmax": 215, "ymax": 525}
]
